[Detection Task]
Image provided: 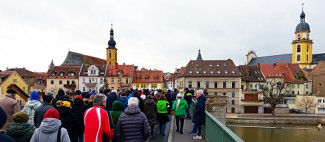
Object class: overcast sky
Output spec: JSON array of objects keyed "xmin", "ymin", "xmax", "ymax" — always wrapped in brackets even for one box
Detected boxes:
[{"xmin": 1, "ymin": 0, "xmax": 325, "ymax": 73}]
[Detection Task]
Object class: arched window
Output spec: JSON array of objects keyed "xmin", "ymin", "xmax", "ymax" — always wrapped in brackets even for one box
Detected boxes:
[
  {"xmin": 109, "ymin": 50, "xmax": 112, "ymax": 58},
  {"xmin": 297, "ymin": 55, "xmax": 301, "ymax": 62},
  {"xmin": 307, "ymin": 45, "xmax": 309, "ymax": 52},
  {"xmin": 297, "ymin": 45, "xmax": 301, "ymax": 53}
]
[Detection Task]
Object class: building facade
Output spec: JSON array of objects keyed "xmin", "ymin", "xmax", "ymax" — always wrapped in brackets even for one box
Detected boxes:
[
  {"xmin": 79, "ymin": 64, "xmax": 107, "ymax": 93},
  {"xmin": 133, "ymin": 68, "xmax": 163, "ymax": 90},
  {"xmin": 106, "ymin": 64, "xmax": 134, "ymax": 91}
]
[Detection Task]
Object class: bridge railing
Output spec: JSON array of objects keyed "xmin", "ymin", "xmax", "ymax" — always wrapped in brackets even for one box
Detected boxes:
[{"xmin": 191, "ymin": 100, "xmax": 244, "ymax": 142}]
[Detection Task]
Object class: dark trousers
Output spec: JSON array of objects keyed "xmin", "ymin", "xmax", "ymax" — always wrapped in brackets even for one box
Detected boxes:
[
  {"xmin": 175, "ymin": 116, "xmax": 185, "ymax": 132},
  {"xmin": 151, "ymin": 125, "xmax": 155, "ymax": 136},
  {"xmin": 197, "ymin": 124, "xmax": 202, "ymax": 136}
]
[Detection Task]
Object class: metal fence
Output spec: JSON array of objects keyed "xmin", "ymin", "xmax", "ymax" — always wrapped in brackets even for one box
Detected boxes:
[{"xmin": 191, "ymin": 100, "xmax": 244, "ymax": 142}]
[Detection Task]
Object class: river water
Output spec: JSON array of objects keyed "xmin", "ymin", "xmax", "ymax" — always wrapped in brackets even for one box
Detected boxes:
[{"xmin": 228, "ymin": 123, "xmax": 325, "ymax": 142}]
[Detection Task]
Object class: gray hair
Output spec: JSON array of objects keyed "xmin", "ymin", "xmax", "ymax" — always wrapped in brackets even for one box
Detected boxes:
[
  {"xmin": 197, "ymin": 89, "xmax": 203, "ymax": 95},
  {"xmin": 176, "ymin": 93, "xmax": 184, "ymax": 99},
  {"xmin": 93, "ymin": 94, "xmax": 107, "ymax": 106},
  {"xmin": 128, "ymin": 97, "xmax": 139, "ymax": 107}
]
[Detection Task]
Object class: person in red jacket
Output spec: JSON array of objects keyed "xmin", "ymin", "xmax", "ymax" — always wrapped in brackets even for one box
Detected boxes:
[{"xmin": 84, "ymin": 94, "xmax": 113, "ymax": 142}]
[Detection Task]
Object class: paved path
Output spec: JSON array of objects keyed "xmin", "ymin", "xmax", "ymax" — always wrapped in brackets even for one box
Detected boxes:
[
  {"xmin": 147, "ymin": 115, "xmax": 172, "ymax": 142},
  {"xmin": 171, "ymin": 116, "xmax": 206, "ymax": 142}
]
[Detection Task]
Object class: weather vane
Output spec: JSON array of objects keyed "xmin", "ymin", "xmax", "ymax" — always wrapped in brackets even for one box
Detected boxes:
[{"xmin": 302, "ymin": 3, "xmax": 304, "ymax": 9}]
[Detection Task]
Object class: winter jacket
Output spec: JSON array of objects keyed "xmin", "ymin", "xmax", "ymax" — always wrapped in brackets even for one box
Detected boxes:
[
  {"xmin": 84, "ymin": 105, "xmax": 114, "ymax": 142},
  {"xmin": 22, "ymin": 100, "xmax": 41, "ymax": 126},
  {"xmin": 184, "ymin": 92, "xmax": 192, "ymax": 106},
  {"xmin": 157, "ymin": 100, "xmax": 168, "ymax": 114},
  {"xmin": 116, "ymin": 106, "xmax": 151, "ymax": 142},
  {"xmin": 58, "ymin": 107, "xmax": 80, "ymax": 142},
  {"xmin": 144, "ymin": 98, "xmax": 157, "ymax": 126},
  {"xmin": 71, "ymin": 99, "xmax": 87, "ymax": 135},
  {"xmin": 106, "ymin": 92, "xmax": 117, "ymax": 111},
  {"xmin": 0, "ymin": 95, "xmax": 21, "ymax": 131},
  {"xmin": 0, "ymin": 107, "xmax": 15, "ymax": 142},
  {"xmin": 33, "ymin": 102, "xmax": 54, "ymax": 128},
  {"xmin": 110, "ymin": 101, "xmax": 123, "ymax": 128},
  {"xmin": 117, "ymin": 97, "xmax": 128, "ymax": 111},
  {"xmin": 192, "ymin": 95, "xmax": 206, "ymax": 125},
  {"xmin": 30, "ymin": 118, "xmax": 70, "ymax": 142},
  {"xmin": 172, "ymin": 99, "xmax": 189, "ymax": 117},
  {"xmin": 52, "ymin": 89, "xmax": 68, "ymax": 109},
  {"xmin": 5, "ymin": 123, "xmax": 34, "ymax": 142}
]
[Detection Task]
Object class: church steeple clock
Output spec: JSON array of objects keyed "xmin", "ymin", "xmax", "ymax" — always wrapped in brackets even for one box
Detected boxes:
[
  {"xmin": 292, "ymin": 4, "xmax": 313, "ymax": 69},
  {"xmin": 106, "ymin": 24, "xmax": 118, "ymax": 65}
]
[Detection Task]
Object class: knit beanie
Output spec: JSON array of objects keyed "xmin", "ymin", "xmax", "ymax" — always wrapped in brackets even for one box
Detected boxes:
[
  {"xmin": 75, "ymin": 95, "xmax": 82, "ymax": 100},
  {"xmin": 75, "ymin": 90, "xmax": 81, "ymax": 95},
  {"xmin": 30, "ymin": 91, "xmax": 41, "ymax": 101},
  {"xmin": 12, "ymin": 111, "xmax": 29, "ymax": 123},
  {"xmin": 57, "ymin": 89, "xmax": 65, "ymax": 97},
  {"xmin": 44, "ymin": 108, "xmax": 60, "ymax": 119}
]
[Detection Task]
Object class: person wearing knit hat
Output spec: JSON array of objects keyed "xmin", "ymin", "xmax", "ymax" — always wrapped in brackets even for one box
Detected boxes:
[
  {"xmin": 75, "ymin": 95, "xmax": 82, "ymax": 100},
  {"xmin": 72, "ymin": 94, "xmax": 87, "ymax": 142},
  {"xmin": 31, "ymin": 108, "xmax": 70, "ymax": 142},
  {"xmin": 6, "ymin": 111, "xmax": 34, "ymax": 142},
  {"xmin": 33, "ymin": 93, "xmax": 54, "ymax": 128},
  {"xmin": 22, "ymin": 91, "xmax": 42, "ymax": 126},
  {"xmin": 75, "ymin": 90, "xmax": 81, "ymax": 95},
  {"xmin": 52, "ymin": 88, "xmax": 68, "ymax": 109}
]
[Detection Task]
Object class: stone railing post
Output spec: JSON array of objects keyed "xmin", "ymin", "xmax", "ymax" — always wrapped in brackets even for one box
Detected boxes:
[{"xmin": 206, "ymin": 95, "xmax": 227, "ymax": 124}]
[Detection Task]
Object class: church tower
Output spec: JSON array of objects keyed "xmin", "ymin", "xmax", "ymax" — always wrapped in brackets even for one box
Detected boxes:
[
  {"xmin": 106, "ymin": 24, "xmax": 118, "ymax": 65},
  {"xmin": 292, "ymin": 6, "xmax": 313, "ymax": 69}
]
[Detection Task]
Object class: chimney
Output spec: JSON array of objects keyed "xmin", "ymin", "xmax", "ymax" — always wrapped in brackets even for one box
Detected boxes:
[
  {"xmin": 123, "ymin": 62, "xmax": 125, "ymax": 65},
  {"xmin": 246, "ymin": 67, "xmax": 249, "ymax": 76},
  {"xmin": 273, "ymin": 63, "xmax": 276, "ymax": 66},
  {"xmin": 257, "ymin": 63, "xmax": 260, "ymax": 70}
]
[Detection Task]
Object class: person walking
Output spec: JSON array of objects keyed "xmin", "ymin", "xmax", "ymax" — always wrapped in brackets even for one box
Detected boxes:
[
  {"xmin": 109, "ymin": 101, "xmax": 123, "ymax": 128},
  {"xmin": 0, "ymin": 89, "xmax": 21, "ymax": 132},
  {"xmin": 30, "ymin": 108, "xmax": 71, "ymax": 142},
  {"xmin": 116, "ymin": 97, "xmax": 151, "ymax": 142},
  {"xmin": 144, "ymin": 95, "xmax": 157, "ymax": 138},
  {"xmin": 192, "ymin": 90, "xmax": 206, "ymax": 140},
  {"xmin": 183, "ymin": 88, "xmax": 192, "ymax": 120},
  {"xmin": 156, "ymin": 94, "xmax": 169, "ymax": 136},
  {"xmin": 33, "ymin": 92, "xmax": 54, "ymax": 128},
  {"xmin": 172, "ymin": 93, "xmax": 189, "ymax": 134},
  {"xmin": 71, "ymin": 95, "xmax": 87, "ymax": 142},
  {"xmin": 117, "ymin": 92, "xmax": 128, "ymax": 111},
  {"xmin": 84, "ymin": 94, "xmax": 114, "ymax": 142},
  {"xmin": 22, "ymin": 91, "xmax": 41, "ymax": 126},
  {"xmin": 57, "ymin": 101, "xmax": 80, "ymax": 142},
  {"xmin": 5, "ymin": 111, "xmax": 34, "ymax": 142}
]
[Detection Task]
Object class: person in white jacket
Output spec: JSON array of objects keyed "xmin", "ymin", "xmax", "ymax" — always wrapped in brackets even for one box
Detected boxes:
[{"xmin": 22, "ymin": 91, "xmax": 41, "ymax": 126}]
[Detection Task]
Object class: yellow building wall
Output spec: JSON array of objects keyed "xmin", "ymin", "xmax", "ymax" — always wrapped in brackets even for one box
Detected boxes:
[
  {"xmin": 106, "ymin": 48, "xmax": 117, "ymax": 65},
  {"xmin": 292, "ymin": 32, "xmax": 313, "ymax": 69},
  {"xmin": 0, "ymin": 72, "xmax": 29, "ymax": 104},
  {"xmin": 107, "ymin": 77, "xmax": 132, "ymax": 90},
  {"xmin": 46, "ymin": 79, "xmax": 79, "ymax": 95}
]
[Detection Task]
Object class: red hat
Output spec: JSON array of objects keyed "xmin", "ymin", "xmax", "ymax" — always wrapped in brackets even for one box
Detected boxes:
[
  {"xmin": 75, "ymin": 95, "xmax": 83, "ymax": 100},
  {"xmin": 43, "ymin": 108, "xmax": 60, "ymax": 119}
]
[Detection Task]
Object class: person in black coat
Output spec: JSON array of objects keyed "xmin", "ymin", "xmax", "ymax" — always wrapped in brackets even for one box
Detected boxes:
[
  {"xmin": 183, "ymin": 88, "xmax": 192, "ymax": 119},
  {"xmin": 192, "ymin": 90, "xmax": 206, "ymax": 140},
  {"xmin": 71, "ymin": 95, "xmax": 87, "ymax": 142},
  {"xmin": 0, "ymin": 107, "xmax": 15, "ymax": 142},
  {"xmin": 52, "ymin": 89, "xmax": 68, "ymax": 109},
  {"xmin": 57, "ymin": 101, "xmax": 80, "ymax": 142},
  {"xmin": 33, "ymin": 93, "xmax": 54, "ymax": 128},
  {"xmin": 106, "ymin": 91, "xmax": 117, "ymax": 111}
]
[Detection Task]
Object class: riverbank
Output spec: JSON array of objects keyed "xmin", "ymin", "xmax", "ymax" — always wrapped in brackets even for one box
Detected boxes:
[{"xmin": 226, "ymin": 113, "xmax": 325, "ymax": 125}]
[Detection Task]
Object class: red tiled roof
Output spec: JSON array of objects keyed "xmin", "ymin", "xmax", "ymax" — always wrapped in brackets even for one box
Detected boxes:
[
  {"xmin": 0, "ymin": 71, "xmax": 13, "ymax": 85},
  {"xmin": 31, "ymin": 72, "xmax": 48, "ymax": 87},
  {"xmin": 106, "ymin": 65, "xmax": 134, "ymax": 77},
  {"xmin": 82, "ymin": 55, "xmax": 106, "ymax": 65},
  {"xmin": 6, "ymin": 68, "xmax": 36, "ymax": 78},
  {"xmin": 259, "ymin": 64, "xmax": 284, "ymax": 78},
  {"xmin": 48, "ymin": 66, "xmax": 81, "ymax": 79},
  {"xmin": 80, "ymin": 64, "xmax": 107, "ymax": 77},
  {"xmin": 237, "ymin": 65, "xmax": 265, "ymax": 82},
  {"xmin": 133, "ymin": 69, "xmax": 163, "ymax": 83},
  {"xmin": 164, "ymin": 74, "xmax": 175, "ymax": 81},
  {"xmin": 180, "ymin": 60, "xmax": 241, "ymax": 77},
  {"xmin": 259, "ymin": 63, "xmax": 306, "ymax": 83}
]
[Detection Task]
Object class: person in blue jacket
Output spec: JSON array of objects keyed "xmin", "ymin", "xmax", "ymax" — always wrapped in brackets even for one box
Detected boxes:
[{"xmin": 192, "ymin": 90, "xmax": 206, "ymax": 140}]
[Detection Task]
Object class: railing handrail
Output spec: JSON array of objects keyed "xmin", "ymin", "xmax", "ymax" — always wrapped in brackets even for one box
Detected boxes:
[{"xmin": 205, "ymin": 110, "xmax": 244, "ymax": 142}]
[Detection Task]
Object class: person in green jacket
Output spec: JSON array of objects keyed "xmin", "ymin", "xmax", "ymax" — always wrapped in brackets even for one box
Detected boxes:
[
  {"xmin": 172, "ymin": 93, "xmax": 189, "ymax": 134},
  {"xmin": 110, "ymin": 101, "xmax": 123, "ymax": 128},
  {"xmin": 5, "ymin": 111, "xmax": 34, "ymax": 142},
  {"xmin": 156, "ymin": 94, "xmax": 169, "ymax": 136}
]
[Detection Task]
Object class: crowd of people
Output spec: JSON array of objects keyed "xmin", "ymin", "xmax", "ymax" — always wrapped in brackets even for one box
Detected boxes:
[{"xmin": 0, "ymin": 87, "xmax": 206, "ymax": 142}]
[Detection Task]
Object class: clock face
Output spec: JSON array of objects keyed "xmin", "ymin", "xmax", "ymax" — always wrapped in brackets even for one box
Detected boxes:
[{"xmin": 298, "ymin": 34, "xmax": 301, "ymax": 38}]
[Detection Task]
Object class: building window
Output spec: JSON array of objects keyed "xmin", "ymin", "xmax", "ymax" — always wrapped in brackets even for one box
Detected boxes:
[
  {"xmin": 145, "ymin": 76, "xmax": 149, "ymax": 80},
  {"xmin": 37, "ymin": 79, "xmax": 43, "ymax": 84},
  {"xmin": 59, "ymin": 80, "xmax": 62, "ymax": 85},
  {"xmin": 136, "ymin": 76, "xmax": 141, "ymax": 80},
  {"xmin": 232, "ymin": 92, "xmax": 235, "ymax": 98},
  {"xmin": 126, "ymin": 78, "xmax": 129, "ymax": 84},
  {"xmin": 292, "ymin": 91, "xmax": 295, "ymax": 95},
  {"xmin": 232, "ymin": 82, "xmax": 236, "ymax": 88},
  {"xmin": 206, "ymin": 81, "xmax": 209, "ymax": 88},
  {"xmin": 223, "ymin": 92, "xmax": 226, "ymax": 96},
  {"xmin": 89, "ymin": 78, "xmax": 92, "ymax": 83},
  {"xmin": 118, "ymin": 78, "xmax": 121, "ymax": 83},
  {"xmin": 307, "ymin": 45, "xmax": 309, "ymax": 52},
  {"xmin": 152, "ymin": 84, "xmax": 157, "ymax": 89},
  {"xmin": 250, "ymin": 84, "xmax": 253, "ymax": 88},
  {"xmin": 232, "ymin": 100, "xmax": 235, "ymax": 105},
  {"xmin": 154, "ymin": 76, "xmax": 158, "ymax": 81},
  {"xmin": 214, "ymin": 82, "xmax": 218, "ymax": 88},
  {"xmin": 109, "ymin": 50, "xmax": 112, "ymax": 58},
  {"xmin": 297, "ymin": 45, "xmax": 301, "ymax": 52},
  {"xmin": 82, "ymin": 78, "xmax": 85, "ymax": 83},
  {"xmin": 318, "ymin": 99, "xmax": 322, "ymax": 103},
  {"xmin": 51, "ymin": 80, "xmax": 54, "ymax": 84},
  {"xmin": 223, "ymin": 82, "xmax": 227, "ymax": 88},
  {"xmin": 51, "ymin": 72, "xmax": 56, "ymax": 77},
  {"xmin": 188, "ymin": 81, "xmax": 192, "ymax": 88},
  {"xmin": 72, "ymin": 81, "xmax": 75, "ymax": 84},
  {"xmin": 306, "ymin": 84, "xmax": 309, "ymax": 89},
  {"xmin": 297, "ymin": 55, "xmax": 301, "ymax": 62},
  {"xmin": 111, "ymin": 78, "xmax": 114, "ymax": 83},
  {"xmin": 13, "ymin": 79, "xmax": 17, "ymax": 83},
  {"xmin": 83, "ymin": 87, "xmax": 85, "ymax": 92},
  {"xmin": 100, "ymin": 78, "xmax": 103, "ymax": 84},
  {"xmin": 197, "ymin": 82, "xmax": 201, "ymax": 89},
  {"xmin": 297, "ymin": 91, "xmax": 299, "ymax": 95},
  {"xmin": 297, "ymin": 84, "xmax": 299, "ymax": 88},
  {"xmin": 60, "ymin": 72, "xmax": 64, "ymax": 77},
  {"xmin": 136, "ymin": 84, "xmax": 139, "ymax": 88},
  {"xmin": 67, "ymin": 80, "xmax": 70, "ymax": 85},
  {"xmin": 68, "ymin": 72, "xmax": 75, "ymax": 76},
  {"xmin": 306, "ymin": 91, "xmax": 308, "ymax": 94}
]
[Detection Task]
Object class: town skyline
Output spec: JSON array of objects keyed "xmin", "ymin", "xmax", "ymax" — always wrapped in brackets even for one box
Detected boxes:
[{"xmin": 1, "ymin": 0, "xmax": 325, "ymax": 73}]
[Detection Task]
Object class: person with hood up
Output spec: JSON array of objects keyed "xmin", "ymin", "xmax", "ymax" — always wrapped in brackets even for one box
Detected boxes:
[
  {"xmin": 30, "ymin": 108, "xmax": 70, "ymax": 142},
  {"xmin": 34, "ymin": 92, "xmax": 54, "ymax": 128},
  {"xmin": 109, "ymin": 101, "xmax": 123, "ymax": 128},
  {"xmin": 0, "ymin": 89, "xmax": 21, "ymax": 132},
  {"xmin": 0, "ymin": 107, "xmax": 15, "ymax": 142},
  {"xmin": 71, "ymin": 95, "xmax": 87, "ymax": 142},
  {"xmin": 172, "ymin": 93, "xmax": 188, "ymax": 134},
  {"xmin": 116, "ymin": 97, "xmax": 151, "ymax": 142},
  {"xmin": 156, "ymin": 94, "xmax": 169, "ymax": 136},
  {"xmin": 52, "ymin": 89, "xmax": 68, "ymax": 109},
  {"xmin": 57, "ymin": 101, "xmax": 80, "ymax": 142},
  {"xmin": 5, "ymin": 111, "xmax": 34, "ymax": 142},
  {"xmin": 143, "ymin": 95, "xmax": 157, "ymax": 138},
  {"xmin": 105, "ymin": 89, "xmax": 117, "ymax": 111},
  {"xmin": 22, "ymin": 91, "xmax": 41, "ymax": 126},
  {"xmin": 117, "ymin": 92, "xmax": 128, "ymax": 111}
]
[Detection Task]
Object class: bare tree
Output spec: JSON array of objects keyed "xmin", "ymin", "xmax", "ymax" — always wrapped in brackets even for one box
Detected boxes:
[
  {"xmin": 296, "ymin": 95, "xmax": 318, "ymax": 116},
  {"xmin": 260, "ymin": 80, "xmax": 288, "ymax": 116}
]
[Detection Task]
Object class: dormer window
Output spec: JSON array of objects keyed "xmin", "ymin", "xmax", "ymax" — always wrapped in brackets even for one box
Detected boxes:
[
  {"xmin": 145, "ymin": 76, "xmax": 149, "ymax": 80},
  {"xmin": 224, "ymin": 63, "xmax": 226, "ymax": 66},
  {"xmin": 232, "ymin": 71, "xmax": 235, "ymax": 74},
  {"xmin": 51, "ymin": 72, "xmax": 56, "ymax": 77},
  {"xmin": 36, "ymin": 79, "xmax": 44, "ymax": 84},
  {"xmin": 60, "ymin": 72, "xmax": 64, "ymax": 77},
  {"xmin": 225, "ymin": 71, "xmax": 228, "ymax": 74},
  {"xmin": 218, "ymin": 71, "xmax": 220, "ymax": 74},
  {"xmin": 67, "ymin": 72, "xmax": 75, "ymax": 77},
  {"xmin": 136, "ymin": 76, "xmax": 141, "ymax": 80},
  {"xmin": 189, "ymin": 71, "xmax": 192, "ymax": 74},
  {"xmin": 154, "ymin": 76, "xmax": 158, "ymax": 81}
]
